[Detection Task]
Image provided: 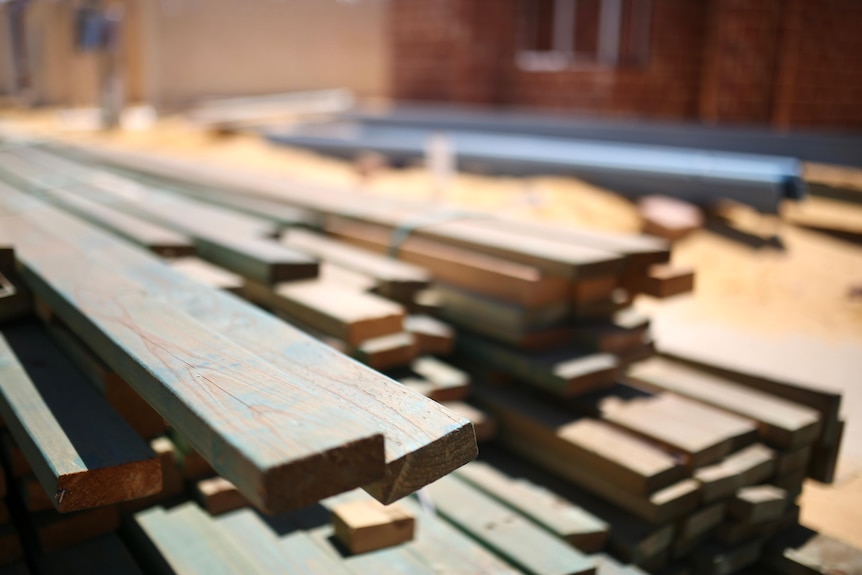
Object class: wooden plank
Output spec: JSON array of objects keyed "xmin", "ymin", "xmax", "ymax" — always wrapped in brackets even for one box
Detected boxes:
[
  {"xmin": 589, "ymin": 554, "xmax": 649, "ymax": 575},
  {"xmin": 457, "ymin": 333, "xmax": 618, "ymax": 397},
  {"xmin": 570, "ymin": 275, "xmax": 620, "ymax": 306},
  {"xmin": 318, "ymin": 262, "xmax": 378, "ymax": 293},
  {"xmin": 808, "ymin": 419, "xmax": 845, "ymax": 484},
  {"xmin": 625, "ymin": 357, "xmax": 822, "ymax": 449},
  {"xmin": 473, "ymin": 385, "xmax": 687, "ymax": 496},
  {"xmin": 129, "ymin": 503, "xmax": 269, "ymax": 575},
  {"xmin": 658, "ymin": 349, "xmax": 842, "ymax": 447},
  {"xmin": 119, "ymin": 436, "xmax": 185, "ymax": 513},
  {"xmin": 243, "ymin": 279, "xmax": 404, "ymax": 345},
  {"xmin": 281, "ymin": 228, "xmax": 429, "ymax": 298},
  {"xmin": 602, "ymin": 394, "xmax": 758, "ymax": 468},
  {"xmin": 166, "ymin": 257, "xmax": 244, "ymax": 293},
  {"xmin": 286, "ymin": 504, "xmax": 437, "ymax": 575},
  {"xmin": 637, "ymin": 264, "xmax": 694, "ymax": 299},
  {"xmin": 194, "ymin": 477, "xmax": 249, "ymax": 517},
  {"xmin": 715, "ymin": 503, "xmax": 799, "ymax": 546},
  {"xmin": 31, "ymin": 505, "xmax": 119, "ymax": 553},
  {"xmin": 691, "ymin": 539, "xmax": 763, "ymax": 575},
  {"xmin": 168, "ymin": 431, "xmax": 215, "ymax": 481},
  {"xmin": 332, "ymin": 499, "xmax": 415, "ymax": 554},
  {"xmin": 435, "ymin": 282, "xmax": 570, "ymax": 336},
  {"xmin": 33, "ymin": 533, "xmax": 144, "ymax": 575},
  {"xmin": 728, "ymin": 485, "xmax": 788, "ymax": 525},
  {"xmin": 0, "ymin": 322, "xmax": 161, "ymax": 512},
  {"xmin": 328, "ymin": 219, "xmax": 570, "ymax": 308},
  {"xmin": 0, "ymin": 187, "xmax": 476, "ymax": 505},
  {"xmin": 0, "ymin": 195, "xmax": 386, "ymax": 513},
  {"xmin": 440, "ymin": 402, "xmax": 496, "ymax": 442},
  {"xmin": 396, "ymin": 497, "xmax": 522, "ymax": 575},
  {"xmin": 675, "ymin": 502, "xmax": 726, "ymax": 542},
  {"xmin": 0, "ymin": 152, "xmax": 317, "ymax": 284},
  {"xmin": 694, "ymin": 444, "xmax": 777, "ymax": 503},
  {"xmin": 352, "ymin": 332, "xmax": 418, "ymax": 371},
  {"xmin": 215, "ymin": 508, "xmax": 352, "ymax": 575},
  {"xmin": 403, "ymin": 315, "xmax": 454, "ymax": 356},
  {"xmin": 480, "ymin": 390, "xmax": 699, "ymax": 523},
  {"xmin": 455, "ymin": 461, "xmax": 609, "ymax": 552},
  {"xmin": 409, "ymin": 356, "xmax": 470, "ymax": 401},
  {"xmin": 36, "ymin": 188, "xmax": 196, "ymax": 258},
  {"xmin": 424, "ymin": 475, "xmax": 596, "ymax": 575},
  {"xmin": 41, "ymin": 319, "xmax": 168, "ymax": 440}
]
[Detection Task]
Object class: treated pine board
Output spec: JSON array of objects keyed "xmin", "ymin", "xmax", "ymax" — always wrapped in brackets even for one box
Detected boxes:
[
  {"xmin": 435, "ymin": 282, "xmax": 570, "ymax": 335},
  {"xmin": 38, "ymin": 189, "xmax": 196, "ymax": 258},
  {"xmin": 589, "ymin": 554, "xmax": 650, "ymax": 575},
  {"xmin": 129, "ymin": 504, "xmax": 270, "ymax": 575},
  {"xmin": 42, "ymin": 319, "xmax": 167, "ymax": 439},
  {"xmin": 440, "ymin": 402, "xmax": 497, "ymax": 442},
  {"xmin": 216, "ymin": 508, "xmax": 351, "ymax": 575},
  {"xmin": 243, "ymin": 279, "xmax": 404, "ymax": 345},
  {"xmin": 31, "ymin": 505, "xmax": 119, "ymax": 553},
  {"xmin": 457, "ymin": 334, "xmax": 618, "ymax": 397},
  {"xmin": 776, "ymin": 445, "xmax": 813, "ymax": 476},
  {"xmin": 119, "ymin": 436, "xmax": 185, "ymax": 513},
  {"xmin": 473, "ymin": 385, "xmax": 686, "ymax": 496},
  {"xmin": 658, "ymin": 349, "xmax": 842, "ymax": 447},
  {"xmin": 0, "ymin": 322, "xmax": 161, "ymax": 512},
  {"xmin": 327, "ymin": 219, "xmax": 570, "ymax": 308},
  {"xmin": 0, "ymin": 152, "xmax": 316, "ymax": 284},
  {"xmin": 194, "ymin": 477, "xmax": 249, "ymax": 517},
  {"xmin": 409, "ymin": 356, "xmax": 470, "ymax": 401},
  {"xmin": 166, "ymin": 257, "xmax": 244, "ymax": 294},
  {"xmin": 601, "ymin": 394, "xmax": 758, "ymax": 468},
  {"xmin": 285, "ymin": 504, "xmax": 436, "ymax": 575},
  {"xmin": 404, "ymin": 315, "xmax": 454, "ymax": 356},
  {"xmin": 424, "ymin": 475, "xmax": 596, "ymax": 575},
  {"xmin": 167, "ymin": 431, "xmax": 215, "ymax": 481},
  {"xmin": 694, "ymin": 444, "xmax": 776, "ymax": 503},
  {"xmin": 397, "ymin": 497, "xmax": 522, "ymax": 575},
  {"xmin": 0, "ymin": 186, "xmax": 475, "ymax": 506},
  {"xmin": 0, "ymin": 198, "xmax": 386, "ymax": 513},
  {"xmin": 637, "ymin": 265, "xmax": 695, "ymax": 299},
  {"xmin": 675, "ymin": 502, "xmax": 726, "ymax": 542},
  {"xmin": 331, "ymin": 499, "xmax": 415, "ymax": 554},
  {"xmin": 715, "ymin": 503, "xmax": 799, "ymax": 546},
  {"xmin": 482, "ymin": 395, "xmax": 699, "ymax": 523},
  {"xmin": 454, "ymin": 461, "xmax": 609, "ymax": 552},
  {"xmin": 33, "ymin": 533, "xmax": 144, "ymax": 575},
  {"xmin": 728, "ymin": 485, "xmax": 788, "ymax": 524},
  {"xmin": 570, "ymin": 276, "xmax": 620, "ymax": 306},
  {"xmin": 352, "ymin": 332, "xmax": 418, "ymax": 371},
  {"xmin": 808, "ymin": 419, "xmax": 845, "ymax": 484},
  {"xmin": 570, "ymin": 308, "xmax": 652, "ymax": 355},
  {"xmin": 625, "ymin": 357, "xmax": 821, "ymax": 449},
  {"xmin": 281, "ymin": 228, "xmax": 429, "ymax": 297},
  {"xmin": 318, "ymin": 262, "xmax": 378, "ymax": 293}
]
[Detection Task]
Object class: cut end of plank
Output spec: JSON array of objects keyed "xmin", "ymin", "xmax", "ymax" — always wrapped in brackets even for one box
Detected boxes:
[
  {"xmin": 55, "ymin": 456, "xmax": 163, "ymax": 513},
  {"xmin": 256, "ymin": 431, "xmax": 387, "ymax": 515},
  {"xmin": 362, "ymin": 414, "xmax": 478, "ymax": 504},
  {"xmin": 332, "ymin": 499, "xmax": 415, "ymax": 554}
]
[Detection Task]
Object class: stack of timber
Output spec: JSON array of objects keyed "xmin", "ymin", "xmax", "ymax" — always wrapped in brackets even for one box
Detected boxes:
[{"xmin": 0, "ymin": 140, "xmax": 854, "ymax": 574}]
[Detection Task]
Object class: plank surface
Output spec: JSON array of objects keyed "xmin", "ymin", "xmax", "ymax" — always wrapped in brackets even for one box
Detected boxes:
[
  {"xmin": 0, "ymin": 321, "xmax": 161, "ymax": 512},
  {"xmin": 458, "ymin": 333, "xmax": 618, "ymax": 397},
  {"xmin": 455, "ymin": 461, "xmax": 609, "ymax": 552},
  {"xmin": 0, "ymin": 190, "xmax": 386, "ymax": 513},
  {"xmin": 0, "ymin": 183, "xmax": 476, "ymax": 505},
  {"xmin": 474, "ymin": 385, "xmax": 686, "ymax": 496},
  {"xmin": 728, "ymin": 485, "xmax": 788, "ymax": 524},
  {"xmin": 166, "ymin": 257, "xmax": 244, "ymax": 294},
  {"xmin": 243, "ymin": 279, "xmax": 405, "ymax": 345},
  {"xmin": 195, "ymin": 477, "xmax": 249, "ymax": 517},
  {"xmin": 425, "ymin": 475, "xmax": 596, "ymax": 575},
  {"xmin": 626, "ymin": 357, "xmax": 821, "ymax": 449},
  {"xmin": 403, "ymin": 315, "xmax": 454, "ymax": 356},
  {"xmin": 332, "ymin": 499, "xmax": 415, "ymax": 554}
]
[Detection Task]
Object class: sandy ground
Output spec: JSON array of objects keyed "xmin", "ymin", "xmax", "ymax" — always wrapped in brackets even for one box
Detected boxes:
[{"xmin": 2, "ymin": 108, "xmax": 862, "ymax": 547}]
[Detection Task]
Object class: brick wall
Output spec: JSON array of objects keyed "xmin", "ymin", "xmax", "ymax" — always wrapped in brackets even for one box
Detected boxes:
[
  {"xmin": 389, "ymin": 0, "xmax": 862, "ymax": 129},
  {"xmin": 699, "ymin": 0, "xmax": 783, "ymax": 124}
]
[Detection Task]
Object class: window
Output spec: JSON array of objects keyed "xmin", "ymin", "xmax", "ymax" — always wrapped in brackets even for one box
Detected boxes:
[{"xmin": 517, "ymin": 0, "xmax": 652, "ymax": 71}]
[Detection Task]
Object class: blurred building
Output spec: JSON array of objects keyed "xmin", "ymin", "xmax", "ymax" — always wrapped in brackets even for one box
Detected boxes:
[
  {"xmin": 2, "ymin": 0, "xmax": 861, "ymax": 130},
  {"xmin": 391, "ymin": 0, "xmax": 862, "ymax": 130}
]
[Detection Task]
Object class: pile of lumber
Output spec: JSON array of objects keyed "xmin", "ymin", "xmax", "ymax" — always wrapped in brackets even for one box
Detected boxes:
[{"xmin": 0, "ymin": 140, "xmax": 853, "ymax": 574}]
